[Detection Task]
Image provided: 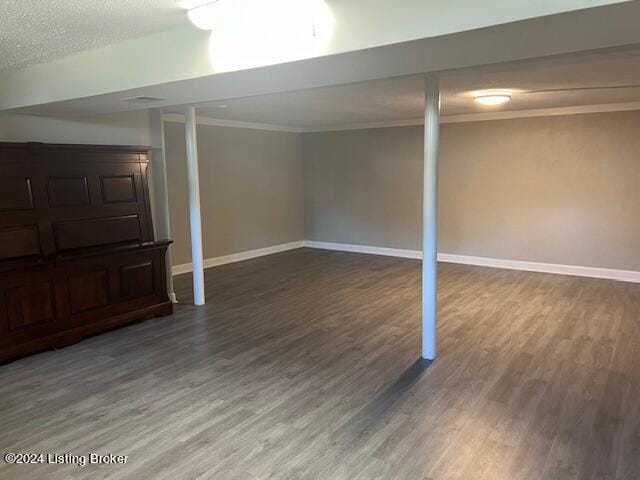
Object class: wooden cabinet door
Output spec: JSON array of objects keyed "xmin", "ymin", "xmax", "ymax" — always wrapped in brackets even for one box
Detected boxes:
[{"xmin": 0, "ymin": 266, "xmax": 67, "ymax": 348}]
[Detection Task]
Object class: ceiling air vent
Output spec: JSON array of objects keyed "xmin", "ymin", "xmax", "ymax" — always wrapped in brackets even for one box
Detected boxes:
[{"xmin": 122, "ymin": 96, "xmax": 166, "ymax": 103}]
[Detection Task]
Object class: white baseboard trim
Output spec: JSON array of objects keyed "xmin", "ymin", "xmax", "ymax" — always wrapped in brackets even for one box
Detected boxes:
[
  {"xmin": 172, "ymin": 241, "xmax": 305, "ymax": 276},
  {"xmin": 438, "ymin": 253, "xmax": 640, "ymax": 283},
  {"xmin": 302, "ymin": 240, "xmax": 421, "ymax": 259},
  {"xmin": 302, "ymin": 240, "xmax": 640, "ymax": 283},
  {"xmin": 170, "ymin": 239, "xmax": 640, "ymax": 284}
]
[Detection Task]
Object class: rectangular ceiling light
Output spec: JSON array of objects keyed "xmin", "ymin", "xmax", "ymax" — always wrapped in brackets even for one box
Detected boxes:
[{"xmin": 122, "ymin": 96, "xmax": 166, "ymax": 103}]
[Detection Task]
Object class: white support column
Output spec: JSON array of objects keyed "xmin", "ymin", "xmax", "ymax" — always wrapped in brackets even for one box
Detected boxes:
[
  {"xmin": 184, "ymin": 106, "xmax": 206, "ymax": 305},
  {"xmin": 148, "ymin": 108, "xmax": 177, "ymax": 304},
  {"xmin": 422, "ymin": 75, "xmax": 440, "ymax": 360}
]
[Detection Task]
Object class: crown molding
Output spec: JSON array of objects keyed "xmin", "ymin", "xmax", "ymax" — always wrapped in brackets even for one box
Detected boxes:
[
  {"xmin": 440, "ymin": 101, "xmax": 640, "ymax": 124},
  {"xmin": 301, "ymin": 118, "xmax": 424, "ymax": 133},
  {"xmin": 300, "ymin": 101, "xmax": 640, "ymax": 132},
  {"xmin": 162, "ymin": 113, "xmax": 303, "ymax": 133},
  {"xmin": 162, "ymin": 101, "xmax": 640, "ymax": 135}
]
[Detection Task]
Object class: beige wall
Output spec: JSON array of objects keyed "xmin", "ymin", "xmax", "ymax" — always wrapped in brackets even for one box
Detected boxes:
[
  {"xmin": 303, "ymin": 126, "xmax": 423, "ymax": 250},
  {"xmin": 4, "ymin": 110, "xmax": 639, "ymax": 272},
  {"xmin": 303, "ymin": 111, "xmax": 640, "ymax": 271},
  {"xmin": 164, "ymin": 122, "xmax": 304, "ymax": 266},
  {"xmin": 0, "ymin": 113, "xmax": 304, "ymax": 268}
]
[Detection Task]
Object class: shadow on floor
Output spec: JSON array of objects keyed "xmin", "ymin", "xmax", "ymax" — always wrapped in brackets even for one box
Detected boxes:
[{"xmin": 332, "ymin": 358, "xmax": 432, "ymax": 446}]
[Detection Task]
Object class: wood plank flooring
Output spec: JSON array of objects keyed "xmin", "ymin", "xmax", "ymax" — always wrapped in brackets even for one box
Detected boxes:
[{"xmin": 1, "ymin": 248, "xmax": 639, "ymax": 480}]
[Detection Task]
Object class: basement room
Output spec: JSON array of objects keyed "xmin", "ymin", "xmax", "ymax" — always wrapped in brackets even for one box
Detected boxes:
[{"xmin": 1, "ymin": 1, "xmax": 640, "ymax": 479}]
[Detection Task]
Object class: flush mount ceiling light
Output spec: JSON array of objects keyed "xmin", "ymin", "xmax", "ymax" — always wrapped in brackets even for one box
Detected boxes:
[
  {"xmin": 122, "ymin": 95, "xmax": 166, "ymax": 103},
  {"xmin": 474, "ymin": 91, "xmax": 512, "ymax": 106}
]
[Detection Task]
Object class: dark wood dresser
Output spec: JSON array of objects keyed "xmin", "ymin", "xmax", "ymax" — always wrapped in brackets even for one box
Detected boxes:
[{"xmin": 0, "ymin": 142, "xmax": 173, "ymax": 363}]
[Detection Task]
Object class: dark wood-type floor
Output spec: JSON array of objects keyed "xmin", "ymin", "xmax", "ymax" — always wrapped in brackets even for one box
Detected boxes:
[{"xmin": 1, "ymin": 248, "xmax": 639, "ymax": 480}]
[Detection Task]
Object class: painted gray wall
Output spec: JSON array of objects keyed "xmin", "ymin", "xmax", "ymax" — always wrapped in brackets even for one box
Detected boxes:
[
  {"xmin": 4, "ymin": 110, "xmax": 639, "ymax": 272},
  {"xmin": 0, "ymin": 112, "xmax": 304, "ymax": 269},
  {"xmin": 303, "ymin": 111, "xmax": 640, "ymax": 271},
  {"xmin": 304, "ymin": 126, "xmax": 423, "ymax": 250},
  {"xmin": 164, "ymin": 121, "xmax": 304, "ymax": 266}
]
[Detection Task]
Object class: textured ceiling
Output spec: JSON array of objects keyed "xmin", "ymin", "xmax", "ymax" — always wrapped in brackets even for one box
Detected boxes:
[
  {"xmin": 162, "ymin": 46, "xmax": 640, "ymax": 128},
  {"xmin": 0, "ymin": 0, "xmax": 188, "ymax": 71}
]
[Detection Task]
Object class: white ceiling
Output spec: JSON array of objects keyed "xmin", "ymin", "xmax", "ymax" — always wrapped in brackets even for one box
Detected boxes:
[
  {"xmin": 161, "ymin": 46, "xmax": 640, "ymax": 129},
  {"xmin": 3, "ymin": 2, "xmax": 640, "ymax": 128},
  {"xmin": 6, "ymin": 1, "xmax": 640, "ymax": 115},
  {"xmin": 0, "ymin": 0, "xmax": 188, "ymax": 71}
]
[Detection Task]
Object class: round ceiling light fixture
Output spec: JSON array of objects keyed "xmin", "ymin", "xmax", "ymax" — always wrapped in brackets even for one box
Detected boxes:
[{"xmin": 474, "ymin": 91, "xmax": 512, "ymax": 106}]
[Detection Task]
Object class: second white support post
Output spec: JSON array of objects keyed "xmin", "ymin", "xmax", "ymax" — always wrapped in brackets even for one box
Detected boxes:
[
  {"xmin": 184, "ymin": 106, "xmax": 206, "ymax": 306},
  {"xmin": 422, "ymin": 76, "xmax": 440, "ymax": 360},
  {"xmin": 148, "ymin": 108, "xmax": 177, "ymax": 304}
]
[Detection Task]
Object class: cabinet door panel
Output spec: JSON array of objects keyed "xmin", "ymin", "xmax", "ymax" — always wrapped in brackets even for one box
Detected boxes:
[
  {"xmin": 0, "ymin": 177, "xmax": 34, "ymax": 211},
  {"xmin": 47, "ymin": 176, "xmax": 90, "ymax": 207},
  {"xmin": 120, "ymin": 261, "xmax": 155, "ymax": 300},
  {"xmin": 53, "ymin": 214, "xmax": 142, "ymax": 251},
  {"xmin": 101, "ymin": 175, "xmax": 137, "ymax": 203},
  {"xmin": 6, "ymin": 281, "xmax": 56, "ymax": 331},
  {"xmin": 0, "ymin": 225, "xmax": 40, "ymax": 260},
  {"xmin": 68, "ymin": 270, "xmax": 111, "ymax": 314}
]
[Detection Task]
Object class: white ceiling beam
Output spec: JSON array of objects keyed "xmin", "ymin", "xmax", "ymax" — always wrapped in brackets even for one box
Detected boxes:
[{"xmin": 3, "ymin": 2, "xmax": 640, "ymax": 114}]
